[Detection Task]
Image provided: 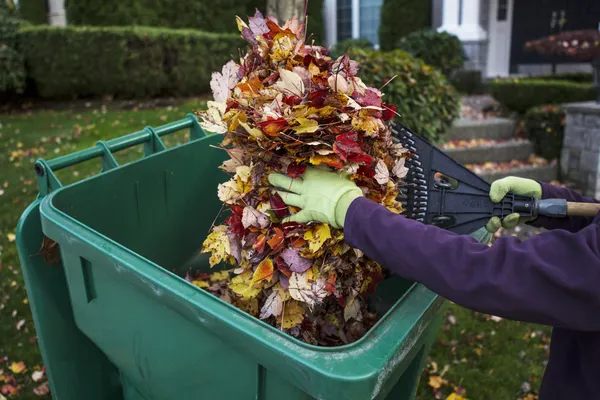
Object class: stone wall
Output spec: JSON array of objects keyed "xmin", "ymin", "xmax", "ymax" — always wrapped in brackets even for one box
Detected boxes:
[{"xmin": 560, "ymin": 102, "xmax": 600, "ymax": 198}]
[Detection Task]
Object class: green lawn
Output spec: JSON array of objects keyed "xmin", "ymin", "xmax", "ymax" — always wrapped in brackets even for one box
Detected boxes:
[{"xmin": 0, "ymin": 100, "xmax": 549, "ymax": 399}]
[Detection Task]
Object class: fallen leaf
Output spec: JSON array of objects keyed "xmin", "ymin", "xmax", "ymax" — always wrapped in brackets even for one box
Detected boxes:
[
  {"xmin": 6, "ymin": 233, "xmax": 15, "ymax": 243},
  {"xmin": 446, "ymin": 394, "xmax": 468, "ymax": 400},
  {"xmin": 260, "ymin": 290, "xmax": 284, "ymax": 319},
  {"xmin": 288, "ymin": 272, "xmax": 313, "ymax": 304},
  {"xmin": 292, "ymin": 118, "xmax": 319, "ymax": 134},
  {"xmin": 229, "ymin": 270, "xmax": 262, "ymax": 300},
  {"xmin": 309, "ymin": 154, "xmax": 343, "ymax": 168},
  {"xmin": 344, "ymin": 296, "xmax": 362, "ymax": 321},
  {"xmin": 251, "ymin": 258, "xmax": 274, "ymax": 285},
  {"xmin": 9, "ymin": 362, "xmax": 25, "ymax": 374},
  {"xmin": 201, "ymin": 229, "xmax": 231, "ymax": 267},
  {"xmin": 210, "ymin": 60, "xmax": 240, "ymax": 103},
  {"xmin": 192, "ymin": 280, "xmax": 210, "ymax": 289},
  {"xmin": 270, "ymin": 193, "xmax": 289, "ymax": 218},
  {"xmin": 448, "ymin": 315, "xmax": 456, "ymax": 325},
  {"xmin": 33, "ymin": 382, "xmax": 49, "ymax": 396},
  {"xmin": 16, "ymin": 319, "xmax": 25, "ymax": 330},
  {"xmin": 267, "ymin": 228, "xmax": 285, "ymax": 251},
  {"xmin": 31, "ymin": 370, "xmax": 44, "ymax": 382},
  {"xmin": 248, "ymin": 9, "xmax": 270, "ymax": 35},
  {"xmin": 39, "ymin": 236, "xmax": 61, "ymax": 265},
  {"xmin": 275, "ymin": 69, "xmax": 305, "ymax": 97},
  {"xmin": 374, "ymin": 160, "xmax": 390, "ymax": 185},
  {"xmin": 303, "ymin": 224, "xmax": 332, "ymax": 253},
  {"xmin": 217, "ymin": 179, "xmax": 243, "ymax": 204},
  {"xmin": 428, "ymin": 375, "xmax": 447, "ymax": 389},
  {"xmin": 392, "ymin": 158, "xmax": 409, "ymax": 179},
  {"xmin": 242, "ymin": 206, "xmax": 270, "ymax": 229},
  {"xmin": 287, "ymin": 163, "xmax": 307, "ymax": 178},
  {"xmin": 278, "ymin": 300, "xmax": 305, "ymax": 328},
  {"xmin": 280, "ymin": 248, "xmax": 312, "ymax": 273}
]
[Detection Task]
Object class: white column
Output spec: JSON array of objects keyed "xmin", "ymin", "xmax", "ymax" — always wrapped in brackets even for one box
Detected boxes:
[
  {"xmin": 438, "ymin": 0, "xmax": 460, "ymax": 35},
  {"xmin": 324, "ymin": 0, "xmax": 337, "ymax": 48},
  {"xmin": 48, "ymin": 0, "xmax": 67, "ymax": 26},
  {"xmin": 351, "ymin": 0, "xmax": 360, "ymax": 39},
  {"xmin": 458, "ymin": 0, "xmax": 487, "ymax": 40}
]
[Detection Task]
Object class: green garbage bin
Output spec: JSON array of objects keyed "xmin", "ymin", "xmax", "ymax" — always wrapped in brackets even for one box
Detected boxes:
[{"xmin": 16, "ymin": 114, "xmax": 443, "ymax": 400}]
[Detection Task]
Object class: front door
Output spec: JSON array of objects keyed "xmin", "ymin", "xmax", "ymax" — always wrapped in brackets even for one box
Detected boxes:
[{"xmin": 487, "ymin": 0, "xmax": 514, "ymax": 77}]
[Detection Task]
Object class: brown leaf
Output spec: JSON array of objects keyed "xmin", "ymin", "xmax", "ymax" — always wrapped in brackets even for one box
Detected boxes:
[{"xmin": 39, "ymin": 236, "xmax": 61, "ymax": 265}]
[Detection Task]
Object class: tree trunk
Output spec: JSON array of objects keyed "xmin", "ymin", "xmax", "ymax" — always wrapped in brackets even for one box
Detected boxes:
[
  {"xmin": 267, "ymin": 0, "xmax": 306, "ymax": 25},
  {"xmin": 47, "ymin": 0, "xmax": 66, "ymax": 26}
]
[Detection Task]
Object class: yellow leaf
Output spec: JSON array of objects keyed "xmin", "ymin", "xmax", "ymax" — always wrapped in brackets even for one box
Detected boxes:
[
  {"xmin": 201, "ymin": 229, "xmax": 230, "ymax": 267},
  {"xmin": 235, "ymin": 16, "xmax": 249, "ymax": 32},
  {"xmin": 278, "ymin": 300, "xmax": 305, "ymax": 328},
  {"xmin": 217, "ymin": 178, "xmax": 243, "ymax": 204},
  {"xmin": 308, "ymin": 154, "xmax": 343, "ymax": 168},
  {"xmin": 303, "ymin": 224, "xmax": 332, "ymax": 253},
  {"xmin": 251, "ymin": 258, "xmax": 274, "ymax": 285},
  {"xmin": 230, "ymin": 270, "xmax": 262, "ymax": 300},
  {"xmin": 272, "ymin": 32, "xmax": 295, "ymax": 61},
  {"xmin": 10, "ymin": 361, "xmax": 26, "ymax": 374},
  {"xmin": 352, "ymin": 109, "xmax": 379, "ymax": 135},
  {"xmin": 236, "ymin": 297, "xmax": 259, "ymax": 317},
  {"xmin": 446, "ymin": 394, "xmax": 468, "ymax": 400},
  {"xmin": 7, "ymin": 233, "xmax": 16, "ymax": 242},
  {"xmin": 210, "ymin": 270, "xmax": 230, "ymax": 282},
  {"xmin": 240, "ymin": 121, "xmax": 265, "ymax": 139},
  {"xmin": 235, "ymin": 165, "xmax": 252, "ymax": 183},
  {"xmin": 292, "ymin": 118, "xmax": 319, "ymax": 134},
  {"xmin": 308, "ymin": 62, "xmax": 320, "ymax": 76},
  {"xmin": 192, "ymin": 280, "xmax": 209, "ymax": 289},
  {"xmin": 428, "ymin": 375, "xmax": 447, "ymax": 389}
]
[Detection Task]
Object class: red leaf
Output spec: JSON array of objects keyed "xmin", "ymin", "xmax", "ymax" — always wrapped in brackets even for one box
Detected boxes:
[
  {"xmin": 325, "ymin": 271, "xmax": 337, "ymax": 293},
  {"xmin": 303, "ymin": 54, "xmax": 318, "ymax": 68},
  {"xmin": 276, "ymin": 257, "xmax": 292, "ymax": 278},
  {"xmin": 355, "ymin": 88, "xmax": 382, "ymax": 108},
  {"xmin": 253, "ymin": 234, "xmax": 267, "ymax": 253},
  {"xmin": 267, "ymin": 228, "xmax": 285, "ymax": 252},
  {"xmin": 282, "ymin": 221, "xmax": 304, "ymax": 237},
  {"xmin": 257, "ymin": 117, "xmax": 288, "ymax": 136},
  {"xmin": 307, "ymin": 89, "xmax": 328, "ymax": 106},
  {"xmin": 225, "ymin": 213, "xmax": 245, "ymax": 239},
  {"xmin": 358, "ymin": 163, "xmax": 375, "ymax": 179},
  {"xmin": 270, "ymin": 193, "xmax": 289, "ymax": 218},
  {"xmin": 333, "ymin": 132, "xmax": 373, "ymax": 165},
  {"xmin": 287, "ymin": 163, "xmax": 307, "ymax": 178},
  {"xmin": 263, "ymin": 72, "xmax": 279, "ymax": 85},
  {"xmin": 283, "ymin": 95, "xmax": 302, "ymax": 106},
  {"xmin": 382, "ymin": 103, "xmax": 397, "ymax": 121},
  {"xmin": 231, "ymin": 205, "xmax": 244, "ymax": 216}
]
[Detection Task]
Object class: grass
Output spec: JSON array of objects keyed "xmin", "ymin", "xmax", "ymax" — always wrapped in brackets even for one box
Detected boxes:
[{"xmin": 0, "ymin": 100, "xmax": 550, "ymax": 400}]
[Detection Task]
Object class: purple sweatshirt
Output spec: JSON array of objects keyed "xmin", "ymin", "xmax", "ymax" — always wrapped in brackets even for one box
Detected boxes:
[{"xmin": 344, "ymin": 183, "xmax": 600, "ymax": 399}]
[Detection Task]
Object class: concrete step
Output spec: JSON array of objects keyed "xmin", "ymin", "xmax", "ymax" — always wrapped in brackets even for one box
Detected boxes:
[
  {"xmin": 475, "ymin": 164, "xmax": 558, "ymax": 183},
  {"xmin": 443, "ymin": 139, "xmax": 533, "ymax": 165},
  {"xmin": 446, "ymin": 118, "xmax": 516, "ymax": 141}
]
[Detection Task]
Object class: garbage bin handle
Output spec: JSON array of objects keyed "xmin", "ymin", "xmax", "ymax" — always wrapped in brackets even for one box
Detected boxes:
[{"xmin": 34, "ymin": 113, "xmax": 208, "ymax": 197}]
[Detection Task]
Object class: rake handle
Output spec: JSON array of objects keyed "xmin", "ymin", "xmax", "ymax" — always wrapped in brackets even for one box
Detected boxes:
[{"xmin": 567, "ymin": 202, "xmax": 600, "ymax": 217}]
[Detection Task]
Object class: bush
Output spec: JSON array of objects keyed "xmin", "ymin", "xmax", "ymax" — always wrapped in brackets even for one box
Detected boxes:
[
  {"xmin": 523, "ymin": 72, "xmax": 593, "ymax": 83},
  {"xmin": 0, "ymin": 3, "xmax": 26, "ymax": 94},
  {"xmin": 488, "ymin": 79, "xmax": 596, "ymax": 114},
  {"xmin": 449, "ymin": 69, "xmax": 485, "ymax": 95},
  {"xmin": 379, "ymin": 0, "xmax": 430, "ymax": 51},
  {"xmin": 19, "ymin": 25, "xmax": 245, "ymax": 99},
  {"xmin": 65, "ymin": 0, "xmax": 264, "ymax": 33},
  {"xmin": 523, "ymin": 105, "xmax": 565, "ymax": 161},
  {"xmin": 18, "ymin": 0, "xmax": 47, "ymax": 24},
  {"xmin": 349, "ymin": 48, "xmax": 461, "ymax": 143},
  {"xmin": 396, "ymin": 29, "xmax": 466, "ymax": 77},
  {"xmin": 329, "ymin": 38, "xmax": 373, "ymax": 59}
]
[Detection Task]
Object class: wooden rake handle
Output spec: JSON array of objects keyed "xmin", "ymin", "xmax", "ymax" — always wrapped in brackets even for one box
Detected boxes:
[{"xmin": 567, "ymin": 202, "xmax": 600, "ymax": 217}]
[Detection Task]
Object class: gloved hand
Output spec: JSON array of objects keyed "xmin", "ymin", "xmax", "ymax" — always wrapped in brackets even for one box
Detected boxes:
[
  {"xmin": 267, "ymin": 167, "xmax": 363, "ymax": 229},
  {"xmin": 485, "ymin": 176, "xmax": 542, "ymax": 233}
]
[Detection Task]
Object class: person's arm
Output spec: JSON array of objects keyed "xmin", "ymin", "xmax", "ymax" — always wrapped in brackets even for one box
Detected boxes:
[
  {"xmin": 345, "ymin": 197, "xmax": 600, "ymax": 331},
  {"xmin": 529, "ymin": 182, "xmax": 600, "ymax": 232}
]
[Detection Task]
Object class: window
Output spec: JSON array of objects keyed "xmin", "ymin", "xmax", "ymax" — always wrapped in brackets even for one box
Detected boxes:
[
  {"xmin": 359, "ymin": 0, "xmax": 383, "ymax": 47},
  {"xmin": 337, "ymin": 0, "xmax": 353, "ymax": 42},
  {"xmin": 497, "ymin": 0, "xmax": 508, "ymax": 21}
]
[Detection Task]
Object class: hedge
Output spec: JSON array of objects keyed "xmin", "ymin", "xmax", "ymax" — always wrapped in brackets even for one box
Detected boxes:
[
  {"xmin": 349, "ymin": 48, "xmax": 460, "ymax": 143},
  {"xmin": 449, "ymin": 69, "xmax": 486, "ymax": 95},
  {"xmin": 378, "ymin": 0, "xmax": 430, "ymax": 51},
  {"xmin": 531, "ymin": 72, "xmax": 593, "ymax": 83},
  {"xmin": 396, "ymin": 29, "xmax": 466, "ymax": 76},
  {"xmin": 523, "ymin": 105, "xmax": 565, "ymax": 161},
  {"xmin": 488, "ymin": 79, "xmax": 596, "ymax": 114},
  {"xmin": 18, "ymin": 0, "xmax": 47, "ymax": 24},
  {"xmin": 330, "ymin": 38, "xmax": 374, "ymax": 59},
  {"xmin": 0, "ymin": 3, "xmax": 26, "ymax": 94},
  {"xmin": 19, "ymin": 25, "xmax": 245, "ymax": 99}
]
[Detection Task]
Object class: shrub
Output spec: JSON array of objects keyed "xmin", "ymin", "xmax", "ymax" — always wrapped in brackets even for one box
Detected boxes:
[
  {"xmin": 488, "ymin": 79, "xmax": 596, "ymax": 114},
  {"xmin": 349, "ymin": 48, "xmax": 461, "ymax": 143},
  {"xmin": 530, "ymin": 72, "xmax": 593, "ymax": 83},
  {"xmin": 449, "ymin": 69, "xmax": 485, "ymax": 95},
  {"xmin": 0, "ymin": 3, "xmax": 26, "ymax": 94},
  {"xmin": 18, "ymin": 0, "xmax": 47, "ymax": 24},
  {"xmin": 378, "ymin": 0, "xmax": 430, "ymax": 51},
  {"xmin": 396, "ymin": 29, "xmax": 466, "ymax": 77},
  {"xmin": 523, "ymin": 105, "xmax": 565, "ymax": 161},
  {"xmin": 329, "ymin": 38, "xmax": 373, "ymax": 59},
  {"xmin": 19, "ymin": 25, "xmax": 245, "ymax": 99}
]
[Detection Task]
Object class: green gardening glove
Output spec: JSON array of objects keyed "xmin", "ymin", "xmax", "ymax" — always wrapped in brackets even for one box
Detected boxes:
[
  {"xmin": 267, "ymin": 167, "xmax": 363, "ymax": 229},
  {"xmin": 485, "ymin": 176, "xmax": 543, "ymax": 233}
]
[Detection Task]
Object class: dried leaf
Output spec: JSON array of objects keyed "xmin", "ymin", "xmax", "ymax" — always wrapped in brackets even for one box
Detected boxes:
[
  {"xmin": 39, "ymin": 236, "xmax": 61, "ymax": 265},
  {"xmin": 217, "ymin": 179, "xmax": 243, "ymax": 204},
  {"xmin": 9, "ymin": 362, "xmax": 26, "ymax": 374},
  {"xmin": 201, "ymin": 229, "xmax": 230, "ymax": 267},
  {"xmin": 280, "ymin": 248, "xmax": 312, "ymax": 273},
  {"xmin": 446, "ymin": 394, "xmax": 468, "ymax": 400},
  {"xmin": 428, "ymin": 375, "xmax": 447, "ymax": 389},
  {"xmin": 260, "ymin": 290, "xmax": 283, "ymax": 319},
  {"xmin": 242, "ymin": 206, "xmax": 270, "ymax": 229},
  {"xmin": 392, "ymin": 158, "xmax": 409, "ymax": 179},
  {"xmin": 33, "ymin": 382, "xmax": 50, "ymax": 396},
  {"xmin": 270, "ymin": 193, "xmax": 289, "ymax": 218},
  {"xmin": 292, "ymin": 118, "xmax": 319, "ymax": 134},
  {"xmin": 31, "ymin": 370, "xmax": 44, "ymax": 382},
  {"xmin": 278, "ymin": 300, "xmax": 305, "ymax": 328},
  {"xmin": 287, "ymin": 163, "xmax": 307, "ymax": 178},
  {"xmin": 288, "ymin": 272, "xmax": 313, "ymax": 304},
  {"xmin": 267, "ymin": 228, "xmax": 285, "ymax": 251},
  {"xmin": 248, "ymin": 9, "xmax": 270, "ymax": 35},
  {"xmin": 192, "ymin": 280, "xmax": 210, "ymax": 289},
  {"xmin": 230, "ymin": 270, "xmax": 262, "ymax": 299},
  {"xmin": 251, "ymin": 258, "xmax": 275, "ymax": 285},
  {"xmin": 210, "ymin": 60, "xmax": 240, "ymax": 103},
  {"xmin": 309, "ymin": 154, "xmax": 343, "ymax": 168},
  {"xmin": 303, "ymin": 224, "xmax": 331, "ymax": 253},
  {"xmin": 275, "ymin": 69, "xmax": 305, "ymax": 97},
  {"xmin": 374, "ymin": 160, "xmax": 390, "ymax": 185},
  {"xmin": 344, "ymin": 296, "xmax": 362, "ymax": 321}
]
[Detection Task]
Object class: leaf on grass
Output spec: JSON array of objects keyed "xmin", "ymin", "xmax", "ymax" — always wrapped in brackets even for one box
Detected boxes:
[
  {"xmin": 230, "ymin": 270, "xmax": 262, "ymax": 300},
  {"xmin": 242, "ymin": 206, "xmax": 270, "ymax": 229},
  {"xmin": 6, "ymin": 233, "xmax": 15, "ymax": 242},
  {"xmin": 9, "ymin": 362, "xmax": 26, "ymax": 374},
  {"xmin": 303, "ymin": 224, "xmax": 332, "ymax": 253},
  {"xmin": 278, "ymin": 300, "xmax": 305, "ymax": 328},
  {"xmin": 260, "ymin": 290, "xmax": 284, "ymax": 319},
  {"xmin": 251, "ymin": 258, "xmax": 274, "ymax": 285},
  {"xmin": 201, "ymin": 229, "xmax": 231, "ymax": 267},
  {"xmin": 31, "ymin": 370, "xmax": 45, "ymax": 382},
  {"xmin": 292, "ymin": 118, "xmax": 319, "ymax": 134},
  {"xmin": 275, "ymin": 69, "xmax": 305, "ymax": 97},
  {"xmin": 210, "ymin": 60, "xmax": 240, "ymax": 103},
  {"xmin": 33, "ymin": 382, "xmax": 50, "ymax": 396},
  {"xmin": 428, "ymin": 375, "xmax": 447, "ymax": 389},
  {"xmin": 280, "ymin": 248, "xmax": 312, "ymax": 273},
  {"xmin": 374, "ymin": 160, "xmax": 390, "ymax": 185},
  {"xmin": 344, "ymin": 296, "xmax": 362, "ymax": 321}
]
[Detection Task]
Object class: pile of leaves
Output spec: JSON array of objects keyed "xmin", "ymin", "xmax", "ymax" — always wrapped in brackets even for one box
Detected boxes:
[{"xmin": 195, "ymin": 10, "xmax": 409, "ymax": 346}]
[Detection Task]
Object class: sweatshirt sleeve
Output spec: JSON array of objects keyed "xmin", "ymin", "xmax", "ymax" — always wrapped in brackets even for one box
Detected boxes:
[
  {"xmin": 344, "ymin": 196, "xmax": 600, "ymax": 331},
  {"xmin": 529, "ymin": 182, "xmax": 600, "ymax": 232}
]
